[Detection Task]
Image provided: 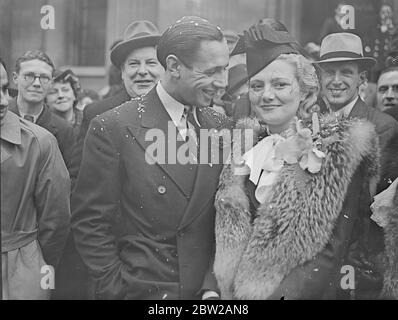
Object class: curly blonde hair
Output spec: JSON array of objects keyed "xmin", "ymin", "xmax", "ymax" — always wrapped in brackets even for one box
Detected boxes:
[{"xmin": 277, "ymin": 53, "xmax": 320, "ymax": 119}]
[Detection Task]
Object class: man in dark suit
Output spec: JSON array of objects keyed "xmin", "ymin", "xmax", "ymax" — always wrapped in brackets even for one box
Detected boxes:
[
  {"xmin": 69, "ymin": 20, "xmax": 164, "ymax": 185},
  {"xmin": 315, "ymin": 33, "xmax": 398, "ymax": 162},
  {"xmin": 71, "ymin": 16, "xmax": 231, "ymax": 299},
  {"xmin": 315, "ymin": 32, "xmax": 398, "ymax": 299},
  {"xmin": 9, "ymin": 50, "xmax": 75, "ymax": 172}
]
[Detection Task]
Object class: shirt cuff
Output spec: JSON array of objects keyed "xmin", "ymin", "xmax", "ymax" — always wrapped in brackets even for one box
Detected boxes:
[{"xmin": 202, "ymin": 290, "xmax": 220, "ymax": 300}]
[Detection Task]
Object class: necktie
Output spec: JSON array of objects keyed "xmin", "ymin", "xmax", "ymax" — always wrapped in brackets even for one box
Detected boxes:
[
  {"xmin": 24, "ymin": 115, "xmax": 35, "ymax": 122},
  {"xmin": 182, "ymin": 108, "xmax": 198, "ymax": 164}
]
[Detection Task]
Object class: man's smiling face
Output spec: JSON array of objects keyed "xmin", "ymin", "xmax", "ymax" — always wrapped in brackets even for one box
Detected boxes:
[
  {"xmin": 121, "ymin": 46, "xmax": 164, "ymax": 97},
  {"xmin": 377, "ymin": 70, "xmax": 398, "ymax": 112},
  {"xmin": 320, "ymin": 61, "xmax": 365, "ymax": 111}
]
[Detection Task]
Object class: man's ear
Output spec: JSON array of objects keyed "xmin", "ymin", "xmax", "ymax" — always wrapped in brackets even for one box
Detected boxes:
[
  {"xmin": 165, "ymin": 54, "xmax": 181, "ymax": 78},
  {"xmin": 358, "ymin": 70, "xmax": 368, "ymax": 86},
  {"xmin": 12, "ymin": 72, "xmax": 19, "ymax": 85}
]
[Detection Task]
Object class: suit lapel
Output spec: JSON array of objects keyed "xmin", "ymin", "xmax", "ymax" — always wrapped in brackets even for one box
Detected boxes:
[
  {"xmin": 348, "ymin": 98, "xmax": 368, "ymax": 120},
  {"xmin": 127, "ymin": 88, "xmax": 197, "ymax": 197},
  {"xmin": 178, "ymin": 161, "xmax": 220, "ymax": 229}
]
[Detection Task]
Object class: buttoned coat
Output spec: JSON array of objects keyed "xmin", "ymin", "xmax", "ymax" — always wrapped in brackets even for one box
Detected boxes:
[
  {"xmin": 71, "ymin": 87, "xmax": 232, "ymax": 299},
  {"xmin": 69, "ymin": 87, "xmax": 131, "ymax": 185},
  {"xmin": 1, "ymin": 111, "xmax": 70, "ymax": 299}
]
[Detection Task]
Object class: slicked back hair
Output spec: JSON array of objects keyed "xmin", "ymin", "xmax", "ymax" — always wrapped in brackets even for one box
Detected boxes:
[
  {"xmin": 15, "ymin": 50, "xmax": 55, "ymax": 75},
  {"xmin": 157, "ymin": 16, "xmax": 224, "ymax": 69}
]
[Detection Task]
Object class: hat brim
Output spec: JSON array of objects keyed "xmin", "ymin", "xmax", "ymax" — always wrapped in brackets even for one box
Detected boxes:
[
  {"xmin": 227, "ymin": 76, "xmax": 248, "ymax": 94},
  {"xmin": 313, "ymin": 56, "xmax": 376, "ymax": 69},
  {"xmin": 230, "ymin": 35, "xmax": 245, "ymax": 56},
  {"xmin": 111, "ymin": 35, "xmax": 160, "ymax": 68}
]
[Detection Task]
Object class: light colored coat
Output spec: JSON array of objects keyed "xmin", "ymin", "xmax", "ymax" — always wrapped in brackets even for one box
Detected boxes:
[{"xmin": 1, "ymin": 111, "xmax": 70, "ymax": 299}]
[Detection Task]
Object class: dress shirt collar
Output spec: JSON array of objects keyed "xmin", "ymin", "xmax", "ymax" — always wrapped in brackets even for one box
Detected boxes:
[
  {"xmin": 156, "ymin": 81, "xmax": 187, "ymax": 127},
  {"xmin": 18, "ymin": 104, "xmax": 44, "ymax": 124},
  {"xmin": 337, "ymin": 95, "xmax": 358, "ymax": 118}
]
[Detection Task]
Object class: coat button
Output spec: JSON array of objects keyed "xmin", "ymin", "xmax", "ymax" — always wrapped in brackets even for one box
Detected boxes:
[{"xmin": 157, "ymin": 185, "xmax": 166, "ymax": 194}]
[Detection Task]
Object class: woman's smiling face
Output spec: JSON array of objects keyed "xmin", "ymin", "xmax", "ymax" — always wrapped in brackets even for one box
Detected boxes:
[{"xmin": 249, "ymin": 58, "xmax": 302, "ymax": 133}]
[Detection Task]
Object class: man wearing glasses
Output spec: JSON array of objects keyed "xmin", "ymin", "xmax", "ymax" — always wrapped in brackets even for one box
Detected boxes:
[
  {"xmin": 8, "ymin": 50, "xmax": 75, "ymax": 172},
  {"xmin": 1, "ymin": 58, "xmax": 70, "ymax": 299}
]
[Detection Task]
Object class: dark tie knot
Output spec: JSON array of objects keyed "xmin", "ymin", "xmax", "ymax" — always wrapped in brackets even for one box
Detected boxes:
[{"xmin": 24, "ymin": 115, "xmax": 35, "ymax": 122}]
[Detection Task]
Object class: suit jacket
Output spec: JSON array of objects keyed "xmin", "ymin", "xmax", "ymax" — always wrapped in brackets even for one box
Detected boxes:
[
  {"xmin": 8, "ymin": 98, "xmax": 75, "ymax": 173},
  {"xmin": 337, "ymin": 98, "xmax": 398, "ymax": 299},
  {"xmin": 348, "ymin": 98, "xmax": 398, "ymax": 159},
  {"xmin": 69, "ymin": 87, "xmax": 131, "ymax": 185},
  {"xmin": 71, "ymin": 87, "xmax": 231, "ymax": 299}
]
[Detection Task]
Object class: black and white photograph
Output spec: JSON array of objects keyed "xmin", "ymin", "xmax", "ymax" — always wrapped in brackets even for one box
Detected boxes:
[{"xmin": 1, "ymin": 0, "xmax": 398, "ymax": 304}]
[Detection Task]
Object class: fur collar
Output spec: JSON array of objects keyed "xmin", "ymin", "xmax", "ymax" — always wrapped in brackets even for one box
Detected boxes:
[{"xmin": 214, "ymin": 115, "xmax": 380, "ymax": 299}]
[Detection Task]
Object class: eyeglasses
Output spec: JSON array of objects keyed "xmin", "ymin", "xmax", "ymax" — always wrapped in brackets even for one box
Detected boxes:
[{"xmin": 22, "ymin": 73, "xmax": 52, "ymax": 86}]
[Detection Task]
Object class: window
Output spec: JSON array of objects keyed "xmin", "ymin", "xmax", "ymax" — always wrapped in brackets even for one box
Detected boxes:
[{"xmin": 66, "ymin": 0, "xmax": 107, "ymax": 66}]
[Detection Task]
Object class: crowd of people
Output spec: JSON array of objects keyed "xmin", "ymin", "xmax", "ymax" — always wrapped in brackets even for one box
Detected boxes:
[{"xmin": 1, "ymin": 8, "xmax": 398, "ymax": 300}]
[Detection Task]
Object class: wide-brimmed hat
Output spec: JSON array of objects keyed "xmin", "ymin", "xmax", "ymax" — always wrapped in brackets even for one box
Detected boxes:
[
  {"xmin": 110, "ymin": 20, "xmax": 160, "ymax": 68},
  {"xmin": 314, "ymin": 32, "xmax": 376, "ymax": 69}
]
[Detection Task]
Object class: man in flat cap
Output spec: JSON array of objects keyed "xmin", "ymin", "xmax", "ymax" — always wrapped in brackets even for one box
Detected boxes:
[
  {"xmin": 69, "ymin": 20, "xmax": 165, "ymax": 185},
  {"xmin": 72, "ymin": 16, "xmax": 232, "ymax": 299}
]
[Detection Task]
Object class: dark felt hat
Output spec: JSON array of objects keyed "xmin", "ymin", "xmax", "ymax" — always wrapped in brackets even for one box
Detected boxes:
[
  {"xmin": 227, "ymin": 63, "xmax": 248, "ymax": 94},
  {"xmin": 110, "ymin": 20, "xmax": 160, "ymax": 68},
  {"xmin": 232, "ymin": 22, "xmax": 300, "ymax": 78}
]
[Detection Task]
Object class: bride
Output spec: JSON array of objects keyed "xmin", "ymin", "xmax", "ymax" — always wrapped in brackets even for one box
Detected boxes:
[{"xmin": 214, "ymin": 21, "xmax": 380, "ymax": 300}]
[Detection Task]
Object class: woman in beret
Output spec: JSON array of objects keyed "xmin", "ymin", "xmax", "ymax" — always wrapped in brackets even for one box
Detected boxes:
[
  {"xmin": 46, "ymin": 69, "xmax": 82, "ymax": 135},
  {"xmin": 214, "ymin": 20, "xmax": 381, "ymax": 299}
]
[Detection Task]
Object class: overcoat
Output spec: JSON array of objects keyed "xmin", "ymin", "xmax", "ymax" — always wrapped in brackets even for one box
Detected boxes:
[
  {"xmin": 8, "ymin": 98, "xmax": 75, "ymax": 172},
  {"xmin": 71, "ymin": 86, "xmax": 232, "ymax": 299}
]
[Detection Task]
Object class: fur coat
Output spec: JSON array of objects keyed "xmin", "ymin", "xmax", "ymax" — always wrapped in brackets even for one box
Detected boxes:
[{"xmin": 214, "ymin": 115, "xmax": 381, "ymax": 300}]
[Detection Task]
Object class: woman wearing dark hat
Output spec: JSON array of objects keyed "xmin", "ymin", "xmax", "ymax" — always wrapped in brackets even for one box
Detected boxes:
[
  {"xmin": 214, "ymin": 20, "xmax": 380, "ymax": 299},
  {"xmin": 231, "ymin": 19, "xmax": 307, "ymax": 121},
  {"xmin": 46, "ymin": 69, "xmax": 82, "ymax": 134}
]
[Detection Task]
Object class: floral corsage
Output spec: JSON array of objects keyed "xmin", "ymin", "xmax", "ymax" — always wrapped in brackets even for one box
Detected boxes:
[{"xmin": 274, "ymin": 113, "xmax": 325, "ymax": 174}]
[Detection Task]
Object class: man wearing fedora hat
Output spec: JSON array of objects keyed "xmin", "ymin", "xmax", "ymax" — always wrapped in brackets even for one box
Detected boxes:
[
  {"xmin": 71, "ymin": 16, "xmax": 232, "ymax": 300},
  {"xmin": 69, "ymin": 20, "xmax": 164, "ymax": 186},
  {"xmin": 316, "ymin": 32, "xmax": 398, "ymax": 153},
  {"xmin": 315, "ymin": 32, "xmax": 398, "ymax": 299}
]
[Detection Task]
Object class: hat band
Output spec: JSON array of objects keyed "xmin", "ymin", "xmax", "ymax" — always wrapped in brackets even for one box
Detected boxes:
[
  {"xmin": 127, "ymin": 32, "xmax": 153, "ymax": 39},
  {"xmin": 320, "ymin": 51, "xmax": 363, "ymax": 60}
]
